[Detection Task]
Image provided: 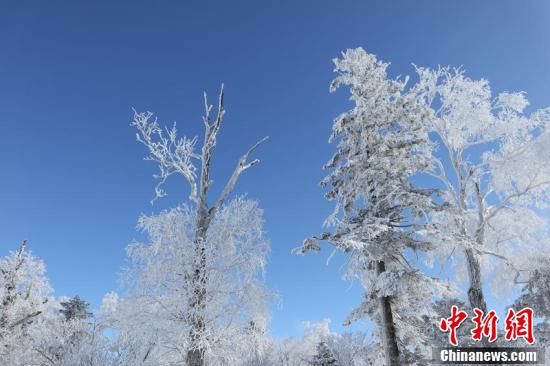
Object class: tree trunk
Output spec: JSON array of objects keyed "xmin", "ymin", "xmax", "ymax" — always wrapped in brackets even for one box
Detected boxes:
[
  {"xmin": 187, "ymin": 349, "xmax": 205, "ymax": 366},
  {"xmin": 186, "ymin": 217, "xmax": 209, "ymax": 366},
  {"xmin": 466, "ymin": 182, "xmax": 488, "ymax": 314},
  {"xmin": 465, "ymin": 248, "xmax": 487, "ymax": 313},
  {"xmin": 375, "ymin": 261, "xmax": 400, "ymax": 366}
]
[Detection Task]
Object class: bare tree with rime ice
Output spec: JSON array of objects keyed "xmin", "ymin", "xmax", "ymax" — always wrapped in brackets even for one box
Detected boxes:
[
  {"xmin": 414, "ymin": 65, "xmax": 550, "ymax": 313},
  {"xmin": 114, "ymin": 85, "xmax": 270, "ymax": 366}
]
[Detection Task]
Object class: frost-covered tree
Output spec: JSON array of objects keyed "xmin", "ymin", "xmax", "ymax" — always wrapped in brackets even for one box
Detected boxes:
[
  {"xmin": 268, "ymin": 321, "xmax": 378, "ymax": 366},
  {"xmin": 60, "ymin": 295, "xmax": 92, "ymax": 321},
  {"xmin": 44, "ymin": 295, "xmax": 113, "ymax": 366},
  {"xmin": 269, "ymin": 319, "xmax": 332, "ymax": 366},
  {"xmin": 512, "ymin": 253, "xmax": 550, "ymax": 363},
  {"xmin": 415, "ymin": 66, "xmax": 550, "ymax": 312},
  {"xmin": 228, "ymin": 321, "xmax": 274, "ymax": 366},
  {"xmin": 299, "ymin": 48, "xmax": 447, "ymax": 366},
  {"xmin": 118, "ymin": 85, "xmax": 269, "ymax": 366},
  {"xmin": 311, "ymin": 341, "xmax": 338, "ymax": 366},
  {"xmin": 324, "ymin": 332, "xmax": 373, "ymax": 366},
  {"xmin": 32, "ymin": 310, "xmax": 112, "ymax": 366},
  {"xmin": 513, "ymin": 254, "xmax": 550, "ymax": 320},
  {"xmin": 0, "ymin": 240, "xmax": 54, "ymax": 365},
  {"xmin": 0, "ymin": 243, "xmax": 111, "ymax": 365}
]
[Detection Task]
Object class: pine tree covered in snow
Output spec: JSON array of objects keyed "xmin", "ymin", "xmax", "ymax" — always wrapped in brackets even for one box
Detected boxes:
[
  {"xmin": 311, "ymin": 341, "xmax": 338, "ymax": 366},
  {"xmin": 60, "ymin": 295, "xmax": 92, "ymax": 321},
  {"xmin": 299, "ymin": 48, "xmax": 449, "ymax": 365}
]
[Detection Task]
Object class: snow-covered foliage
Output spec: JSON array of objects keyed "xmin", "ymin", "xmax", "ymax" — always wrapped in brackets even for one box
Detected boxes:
[
  {"xmin": 0, "ymin": 241, "xmax": 54, "ymax": 364},
  {"xmin": 311, "ymin": 341, "xmax": 338, "ymax": 365},
  {"xmin": 32, "ymin": 313, "xmax": 112, "ymax": 366},
  {"xmin": 414, "ymin": 65, "xmax": 550, "ymax": 310},
  {"xmin": 299, "ymin": 48, "xmax": 549, "ymax": 364},
  {"xmin": 5, "ymin": 49, "xmax": 550, "ymax": 366},
  {"xmin": 510, "ymin": 253, "xmax": 550, "ymax": 364},
  {"xmin": 276, "ymin": 319, "xmax": 334, "ymax": 365},
  {"xmin": 60, "ymin": 295, "xmax": 93, "ymax": 321},
  {"xmin": 131, "ymin": 109, "xmax": 199, "ymax": 203},
  {"xmin": 325, "ymin": 332, "xmax": 378, "ymax": 366},
  {"xmin": 119, "ymin": 85, "xmax": 270, "ymax": 366},
  {"xmin": 513, "ymin": 254, "xmax": 550, "ymax": 319},
  {"xmin": 265, "ymin": 320, "xmax": 379, "ymax": 366},
  {"xmin": 299, "ymin": 48, "xmax": 449, "ymax": 365},
  {"xmin": 105, "ymin": 198, "xmax": 270, "ymax": 365},
  {"xmin": 0, "ymin": 242, "xmax": 111, "ymax": 366}
]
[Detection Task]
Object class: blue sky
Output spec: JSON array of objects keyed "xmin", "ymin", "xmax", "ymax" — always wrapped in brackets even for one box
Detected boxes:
[{"xmin": 1, "ymin": 1, "xmax": 550, "ymax": 338}]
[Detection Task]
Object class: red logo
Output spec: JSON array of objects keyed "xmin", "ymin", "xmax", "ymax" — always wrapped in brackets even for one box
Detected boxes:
[
  {"xmin": 439, "ymin": 305, "xmax": 468, "ymax": 346},
  {"xmin": 471, "ymin": 308, "xmax": 499, "ymax": 343},
  {"xmin": 438, "ymin": 306, "xmax": 535, "ymax": 346},
  {"xmin": 504, "ymin": 307, "xmax": 535, "ymax": 344}
]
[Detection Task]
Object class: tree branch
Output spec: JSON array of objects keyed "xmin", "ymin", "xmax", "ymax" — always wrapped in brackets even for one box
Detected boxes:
[
  {"xmin": 477, "ymin": 249, "xmax": 529, "ymax": 285},
  {"xmin": 483, "ymin": 179, "xmax": 550, "ymax": 226},
  {"xmin": 209, "ymin": 136, "xmax": 269, "ymax": 216},
  {"xmin": 198, "ymin": 85, "xmax": 226, "ymax": 216},
  {"xmin": 9, "ymin": 310, "xmax": 43, "ymax": 329}
]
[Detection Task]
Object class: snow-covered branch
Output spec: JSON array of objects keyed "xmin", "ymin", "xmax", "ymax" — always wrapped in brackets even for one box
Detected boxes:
[
  {"xmin": 132, "ymin": 110, "xmax": 199, "ymax": 203},
  {"xmin": 210, "ymin": 136, "xmax": 268, "ymax": 216}
]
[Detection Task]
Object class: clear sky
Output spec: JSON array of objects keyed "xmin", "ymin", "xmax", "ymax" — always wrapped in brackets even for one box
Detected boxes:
[{"xmin": 1, "ymin": 0, "xmax": 550, "ymax": 338}]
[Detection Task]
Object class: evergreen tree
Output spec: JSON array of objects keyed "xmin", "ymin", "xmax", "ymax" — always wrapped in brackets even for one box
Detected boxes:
[
  {"xmin": 299, "ymin": 48, "xmax": 447, "ymax": 365},
  {"xmin": 60, "ymin": 295, "xmax": 92, "ymax": 321},
  {"xmin": 311, "ymin": 341, "xmax": 338, "ymax": 366}
]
